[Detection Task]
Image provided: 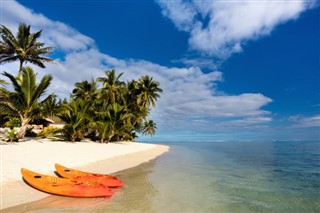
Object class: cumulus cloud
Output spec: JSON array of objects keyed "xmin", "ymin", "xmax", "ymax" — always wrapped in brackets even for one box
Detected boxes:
[
  {"xmin": 1, "ymin": 0, "xmax": 274, "ymax": 134},
  {"xmin": 2, "ymin": 0, "xmax": 94, "ymax": 52},
  {"xmin": 157, "ymin": 0, "xmax": 316, "ymax": 58}
]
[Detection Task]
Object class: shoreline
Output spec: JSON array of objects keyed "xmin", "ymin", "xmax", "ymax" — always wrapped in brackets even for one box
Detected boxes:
[{"xmin": 0, "ymin": 139, "xmax": 169, "ymax": 209}]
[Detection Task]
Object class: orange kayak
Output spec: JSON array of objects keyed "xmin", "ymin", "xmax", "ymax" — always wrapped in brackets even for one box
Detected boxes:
[
  {"xmin": 21, "ymin": 168, "xmax": 114, "ymax": 198},
  {"xmin": 55, "ymin": 163, "xmax": 124, "ymax": 188}
]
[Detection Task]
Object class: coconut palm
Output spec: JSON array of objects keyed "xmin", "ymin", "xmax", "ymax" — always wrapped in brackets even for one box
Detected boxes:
[
  {"xmin": 124, "ymin": 79, "xmax": 154, "ymax": 131},
  {"xmin": 56, "ymin": 69, "xmax": 163, "ymax": 142},
  {"xmin": 97, "ymin": 69, "xmax": 125, "ymax": 104},
  {"xmin": 90, "ymin": 101, "xmax": 110, "ymax": 143},
  {"xmin": 39, "ymin": 94, "xmax": 62, "ymax": 117},
  {"xmin": 137, "ymin": 75, "xmax": 163, "ymax": 109},
  {"xmin": 101, "ymin": 103, "xmax": 133, "ymax": 143},
  {"xmin": 0, "ymin": 23, "xmax": 53, "ymax": 71},
  {"xmin": 0, "ymin": 67, "xmax": 53, "ymax": 139},
  {"xmin": 71, "ymin": 79, "xmax": 97, "ymax": 100},
  {"xmin": 121, "ymin": 80, "xmax": 141, "ymax": 128},
  {"xmin": 141, "ymin": 120, "xmax": 157, "ymax": 136},
  {"xmin": 57, "ymin": 99, "xmax": 91, "ymax": 142}
]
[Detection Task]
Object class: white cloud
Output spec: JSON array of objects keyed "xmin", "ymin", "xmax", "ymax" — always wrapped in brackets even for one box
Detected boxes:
[
  {"xmin": 158, "ymin": 0, "xmax": 197, "ymax": 31},
  {"xmin": 1, "ymin": 1, "xmax": 274, "ymax": 134},
  {"xmin": 289, "ymin": 115, "xmax": 320, "ymax": 128},
  {"xmin": 157, "ymin": 0, "xmax": 316, "ymax": 58},
  {"xmin": 2, "ymin": 0, "xmax": 94, "ymax": 52}
]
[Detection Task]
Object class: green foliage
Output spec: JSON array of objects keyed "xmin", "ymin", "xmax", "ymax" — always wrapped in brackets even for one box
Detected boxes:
[
  {"xmin": 141, "ymin": 120, "xmax": 157, "ymax": 136},
  {"xmin": 58, "ymin": 99, "xmax": 91, "ymax": 142},
  {"xmin": 97, "ymin": 103, "xmax": 133, "ymax": 143},
  {"xmin": 38, "ymin": 126, "xmax": 61, "ymax": 138},
  {"xmin": 71, "ymin": 79, "xmax": 97, "ymax": 101},
  {"xmin": 5, "ymin": 129, "xmax": 18, "ymax": 142},
  {"xmin": 39, "ymin": 95, "xmax": 62, "ymax": 117},
  {"xmin": 0, "ymin": 23, "xmax": 53, "ymax": 71},
  {"xmin": 97, "ymin": 69, "xmax": 126, "ymax": 105},
  {"xmin": 137, "ymin": 75, "xmax": 163, "ymax": 108},
  {"xmin": 5, "ymin": 117, "xmax": 21, "ymax": 129},
  {"xmin": 55, "ymin": 69, "xmax": 163, "ymax": 142},
  {"xmin": 0, "ymin": 67, "xmax": 54, "ymax": 139},
  {"xmin": 65, "ymin": 69, "xmax": 163, "ymax": 142}
]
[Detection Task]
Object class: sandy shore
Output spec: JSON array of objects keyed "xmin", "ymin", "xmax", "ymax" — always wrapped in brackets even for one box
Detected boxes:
[{"xmin": 0, "ymin": 139, "xmax": 169, "ymax": 210}]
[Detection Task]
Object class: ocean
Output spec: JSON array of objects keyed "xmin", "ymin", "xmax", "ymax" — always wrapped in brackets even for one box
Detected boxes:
[{"xmin": 3, "ymin": 141, "xmax": 320, "ymax": 213}]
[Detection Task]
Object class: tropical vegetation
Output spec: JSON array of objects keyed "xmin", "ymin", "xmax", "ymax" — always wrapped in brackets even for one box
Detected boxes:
[
  {"xmin": 0, "ymin": 23, "xmax": 163, "ymax": 142},
  {"xmin": 0, "ymin": 23, "xmax": 53, "ymax": 71},
  {"xmin": 0, "ymin": 67, "xmax": 54, "ymax": 139},
  {"xmin": 57, "ymin": 69, "xmax": 162, "ymax": 142}
]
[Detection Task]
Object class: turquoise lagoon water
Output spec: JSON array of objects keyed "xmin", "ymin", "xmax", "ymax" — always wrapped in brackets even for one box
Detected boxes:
[{"xmin": 3, "ymin": 141, "xmax": 320, "ymax": 212}]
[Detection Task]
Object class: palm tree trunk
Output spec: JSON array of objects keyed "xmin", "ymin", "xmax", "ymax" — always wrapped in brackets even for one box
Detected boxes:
[
  {"xmin": 106, "ymin": 130, "xmax": 116, "ymax": 143},
  {"xmin": 100, "ymin": 132, "xmax": 105, "ymax": 143},
  {"xmin": 70, "ymin": 131, "xmax": 76, "ymax": 142},
  {"xmin": 106, "ymin": 133, "xmax": 113, "ymax": 144},
  {"xmin": 16, "ymin": 118, "xmax": 30, "ymax": 140}
]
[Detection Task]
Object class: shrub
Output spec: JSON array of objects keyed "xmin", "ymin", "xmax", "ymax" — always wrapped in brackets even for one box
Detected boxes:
[
  {"xmin": 61, "ymin": 126, "xmax": 83, "ymax": 142},
  {"xmin": 5, "ymin": 129, "xmax": 18, "ymax": 142},
  {"xmin": 38, "ymin": 126, "xmax": 61, "ymax": 138},
  {"xmin": 5, "ymin": 118, "xmax": 21, "ymax": 129}
]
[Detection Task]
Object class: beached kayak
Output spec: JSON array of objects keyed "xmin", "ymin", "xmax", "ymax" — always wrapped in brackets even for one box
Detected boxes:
[
  {"xmin": 21, "ymin": 168, "xmax": 114, "ymax": 197},
  {"xmin": 55, "ymin": 163, "xmax": 124, "ymax": 188}
]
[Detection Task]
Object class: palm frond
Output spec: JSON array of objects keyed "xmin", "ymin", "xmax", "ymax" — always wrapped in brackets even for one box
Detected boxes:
[{"xmin": 0, "ymin": 23, "xmax": 54, "ymax": 69}]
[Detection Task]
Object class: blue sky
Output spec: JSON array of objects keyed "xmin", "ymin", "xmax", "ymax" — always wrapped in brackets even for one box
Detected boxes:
[{"xmin": 1, "ymin": 0, "xmax": 319, "ymax": 141}]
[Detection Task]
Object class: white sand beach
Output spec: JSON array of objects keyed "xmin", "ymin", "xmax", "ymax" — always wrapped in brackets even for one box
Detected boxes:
[{"xmin": 0, "ymin": 139, "xmax": 169, "ymax": 210}]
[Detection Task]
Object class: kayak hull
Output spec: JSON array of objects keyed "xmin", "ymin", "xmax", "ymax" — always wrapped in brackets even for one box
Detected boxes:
[
  {"xmin": 55, "ymin": 163, "xmax": 124, "ymax": 188},
  {"xmin": 21, "ymin": 168, "xmax": 114, "ymax": 198}
]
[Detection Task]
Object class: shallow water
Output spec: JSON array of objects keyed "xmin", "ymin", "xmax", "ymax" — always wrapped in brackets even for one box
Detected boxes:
[{"xmin": 3, "ymin": 141, "xmax": 320, "ymax": 212}]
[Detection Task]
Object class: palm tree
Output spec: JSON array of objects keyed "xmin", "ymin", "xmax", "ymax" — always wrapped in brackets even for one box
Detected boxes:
[
  {"xmin": 90, "ymin": 101, "xmax": 109, "ymax": 143},
  {"xmin": 123, "ymin": 80, "xmax": 142, "ymax": 128},
  {"xmin": 141, "ymin": 120, "xmax": 157, "ymax": 136},
  {"xmin": 101, "ymin": 103, "xmax": 133, "ymax": 143},
  {"xmin": 39, "ymin": 94, "xmax": 62, "ymax": 117},
  {"xmin": 97, "ymin": 69, "xmax": 125, "ymax": 104},
  {"xmin": 71, "ymin": 79, "xmax": 97, "ymax": 100},
  {"xmin": 137, "ymin": 75, "xmax": 163, "ymax": 109},
  {"xmin": 0, "ymin": 23, "xmax": 53, "ymax": 71},
  {"xmin": 57, "ymin": 99, "xmax": 91, "ymax": 142},
  {"xmin": 0, "ymin": 67, "xmax": 53, "ymax": 139}
]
